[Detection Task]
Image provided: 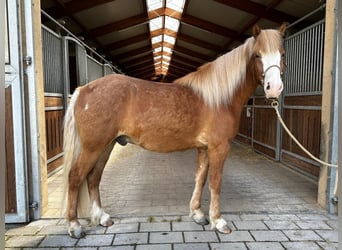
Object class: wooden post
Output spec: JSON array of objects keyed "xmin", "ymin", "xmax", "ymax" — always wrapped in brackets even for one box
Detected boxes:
[{"xmin": 317, "ymin": 0, "xmax": 338, "ymax": 212}]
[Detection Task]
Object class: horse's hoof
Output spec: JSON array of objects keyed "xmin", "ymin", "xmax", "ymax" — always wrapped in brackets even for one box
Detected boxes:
[
  {"xmin": 191, "ymin": 209, "xmax": 209, "ymax": 226},
  {"xmin": 194, "ymin": 216, "xmax": 209, "ymax": 226},
  {"xmin": 212, "ymin": 218, "xmax": 232, "ymax": 234},
  {"xmin": 99, "ymin": 212, "xmax": 113, "ymax": 227},
  {"xmin": 101, "ymin": 218, "xmax": 114, "ymax": 227},
  {"xmin": 216, "ymin": 225, "xmax": 232, "ymax": 234},
  {"xmin": 68, "ymin": 222, "xmax": 85, "ymax": 239}
]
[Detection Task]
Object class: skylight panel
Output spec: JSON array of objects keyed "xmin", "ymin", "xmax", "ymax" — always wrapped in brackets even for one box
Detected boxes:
[
  {"xmin": 147, "ymin": 0, "xmax": 163, "ymax": 11},
  {"xmin": 163, "ymin": 47, "xmax": 172, "ymax": 53},
  {"xmin": 165, "ymin": 16, "xmax": 180, "ymax": 32},
  {"xmin": 166, "ymin": 0, "xmax": 185, "ymax": 12},
  {"xmin": 163, "ymin": 55, "xmax": 171, "ymax": 61},
  {"xmin": 153, "ymin": 47, "xmax": 162, "ymax": 53},
  {"xmin": 151, "ymin": 35, "xmax": 162, "ymax": 44},
  {"xmin": 149, "ymin": 16, "xmax": 163, "ymax": 31},
  {"xmin": 163, "ymin": 34, "xmax": 176, "ymax": 45},
  {"xmin": 154, "ymin": 55, "xmax": 162, "ymax": 61}
]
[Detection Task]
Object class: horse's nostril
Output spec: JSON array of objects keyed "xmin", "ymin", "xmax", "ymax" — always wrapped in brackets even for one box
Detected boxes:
[{"xmin": 266, "ymin": 83, "xmax": 271, "ymax": 90}]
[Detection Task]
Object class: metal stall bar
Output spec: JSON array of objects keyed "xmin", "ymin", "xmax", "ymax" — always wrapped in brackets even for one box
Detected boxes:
[
  {"xmin": 41, "ymin": 10, "xmax": 122, "ymax": 74},
  {"xmin": 281, "ymin": 20, "xmax": 325, "ymax": 179}
]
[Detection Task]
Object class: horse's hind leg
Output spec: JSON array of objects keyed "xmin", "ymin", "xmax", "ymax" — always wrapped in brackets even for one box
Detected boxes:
[
  {"xmin": 190, "ymin": 148, "xmax": 210, "ymax": 225},
  {"xmin": 87, "ymin": 141, "xmax": 116, "ymax": 227},
  {"xmin": 67, "ymin": 150, "xmax": 102, "ymax": 238}
]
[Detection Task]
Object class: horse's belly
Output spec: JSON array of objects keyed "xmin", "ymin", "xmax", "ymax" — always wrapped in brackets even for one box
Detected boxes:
[{"xmin": 118, "ymin": 130, "xmax": 203, "ymax": 153}]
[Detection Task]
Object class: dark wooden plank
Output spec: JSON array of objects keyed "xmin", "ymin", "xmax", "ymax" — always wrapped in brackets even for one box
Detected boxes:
[
  {"xmin": 5, "ymin": 86, "xmax": 17, "ymax": 213},
  {"xmin": 284, "ymin": 95, "xmax": 322, "ymax": 106},
  {"xmin": 47, "ymin": 156, "xmax": 64, "ymax": 175},
  {"xmin": 281, "ymin": 109, "xmax": 321, "ymax": 159},
  {"xmin": 282, "ymin": 152, "xmax": 320, "ymax": 177},
  {"xmin": 45, "ymin": 110, "xmax": 64, "ymax": 162},
  {"xmin": 253, "ymin": 107, "xmax": 277, "ymax": 147},
  {"xmin": 253, "ymin": 142, "xmax": 276, "ymax": 159},
  {"xmin": 238, "ymin": 106, "xmax": 252, "ymax": 139},
  {"xmin": 44, "ymin": 96, "xmax": 63, "ymax": 107}
]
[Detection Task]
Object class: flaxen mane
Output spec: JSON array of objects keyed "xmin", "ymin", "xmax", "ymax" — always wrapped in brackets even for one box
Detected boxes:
[{"xmin": 174, "ymin": 29, "xmax": 282, "ymax": 108}]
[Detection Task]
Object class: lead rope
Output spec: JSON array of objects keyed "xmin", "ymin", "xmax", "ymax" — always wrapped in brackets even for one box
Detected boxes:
[{"xmin": 271, "ymin": 100, "xmax": 338, "ymax": 168}]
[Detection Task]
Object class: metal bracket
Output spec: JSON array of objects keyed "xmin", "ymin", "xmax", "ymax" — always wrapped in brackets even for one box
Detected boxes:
[
  {"xmin": 23, "ymin": 56, "xmax": 32, "ymax": 66},
  {"xmin": 331, "ymin": 196, "xmax": 338, "ymax": 204},
  {"xmin": 29, "ymin": 201, "xmax": 39, "ymax": 209}
]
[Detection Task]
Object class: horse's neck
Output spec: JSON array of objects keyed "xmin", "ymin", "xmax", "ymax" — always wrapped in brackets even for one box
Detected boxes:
[{"xmin": 229, "ymin": 76, "xmax": 258, "ymax": 118}]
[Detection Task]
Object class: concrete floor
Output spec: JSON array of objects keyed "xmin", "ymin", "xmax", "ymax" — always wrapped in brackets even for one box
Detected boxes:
[
  {"xmin": 6, "ymin": 142, "xmax": 338, "ymax": 249},
  {"xmin": 44, "ymin": 141, "xmax": 320, "ymax": 219}
]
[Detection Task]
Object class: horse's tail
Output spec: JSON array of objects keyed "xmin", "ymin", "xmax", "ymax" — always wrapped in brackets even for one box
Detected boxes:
[{"xmin": 62, "ymin": 88, "xmax": 90, "ymax": 218}]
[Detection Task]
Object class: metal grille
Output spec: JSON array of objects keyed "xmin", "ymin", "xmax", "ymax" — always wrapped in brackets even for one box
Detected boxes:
[
  {"xmin": 87, "ymin": 56, "xmax": 104, "ymax": 82},
  {"xmin": 283, "ymin": 20, "xmax": 325, "ymax": 95},
  {"xmin": 42, "ymin": 26, "xmax": 64, "ymax": 94},
  {"xmin": 104, "ymin": 64, "xmax": 115, "ymax": 75}
]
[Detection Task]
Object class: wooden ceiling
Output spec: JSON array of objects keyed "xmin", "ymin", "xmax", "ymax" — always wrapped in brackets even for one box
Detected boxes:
[{"xmin": 41, "ymin": 0, "xmax": 324, "ymax": 82}]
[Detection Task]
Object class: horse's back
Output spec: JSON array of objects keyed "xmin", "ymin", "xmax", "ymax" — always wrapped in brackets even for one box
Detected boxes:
[{"xmin": 72, "ymin": 74, "xmax": 206, "ymax": 152}]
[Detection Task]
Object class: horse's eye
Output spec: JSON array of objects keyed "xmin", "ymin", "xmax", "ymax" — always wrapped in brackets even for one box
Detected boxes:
[{"xmin": 254, "ymin": 53, "xmax": 261, "ymax": 59}]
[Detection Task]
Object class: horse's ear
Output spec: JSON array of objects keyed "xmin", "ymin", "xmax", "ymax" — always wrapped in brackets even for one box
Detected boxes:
[
  {"xmin": 252, "ymin": 24, "xmax": 261, "ymax": 38},
  {"xmin": 279, "ymin": 22, "xmax": 287, "ymax": 37}
]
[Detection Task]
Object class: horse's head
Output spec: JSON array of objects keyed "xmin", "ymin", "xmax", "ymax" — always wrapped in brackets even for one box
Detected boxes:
[{"xmin": 251, "ymin": 24, "xmax": 287, "ymax": 99}]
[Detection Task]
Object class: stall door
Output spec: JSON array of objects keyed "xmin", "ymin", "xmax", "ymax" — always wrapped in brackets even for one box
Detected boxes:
[{"xmin": 5, "ymin": 0, "xmax": 29, "ymax": 223}]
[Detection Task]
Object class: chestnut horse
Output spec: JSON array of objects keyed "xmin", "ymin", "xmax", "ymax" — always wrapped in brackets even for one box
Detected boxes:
[{"xmin": 63, "ymin": 24, "xmax": 286, "ymax": 238}]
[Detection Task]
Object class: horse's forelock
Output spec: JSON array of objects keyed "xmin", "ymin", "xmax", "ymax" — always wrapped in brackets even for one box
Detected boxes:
[{"xmin": 254, "ymin": 29, "xmax": 282, "ymax": 54}]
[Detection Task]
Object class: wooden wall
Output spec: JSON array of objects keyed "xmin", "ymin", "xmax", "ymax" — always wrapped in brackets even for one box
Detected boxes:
[
  {"xmin": 281, "ymin": 95, "xmax": 321, "ymax": 177},
  {"xmin": 45, "ymin": 95, "xmax": 64, "ymax": 174},
  {"xmin": 236, "ymin": 95, "xmax": 322, "ymax": 179}
]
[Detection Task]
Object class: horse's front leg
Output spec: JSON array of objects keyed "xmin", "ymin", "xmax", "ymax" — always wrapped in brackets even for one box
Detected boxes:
[
  {"xmin": 87, "ymin": 142, "xmax": 116, "ymax": 227},
  {"xmin": 208, "ymin": 143, "xmax": 232, "ymax": 234},
  {"xmin": 190, "ymin": 148, "xmax": 209, "ymax": 225}
]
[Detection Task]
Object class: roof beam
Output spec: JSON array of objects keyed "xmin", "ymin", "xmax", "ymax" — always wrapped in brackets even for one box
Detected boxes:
[
  {"xmin": 129, "ymin": 65, "xmax": 154, "ymax": 74},
  {"xmin": 172, "ymin": 54, "xmax": 204, "ymax": 66},
  {"xmin": 134, "ymin": 68, "xmax": 155, "ymax": 77},
  {"xmin": 114, "ymin": 45, "xmax": 152, "ymax": 59},
  {"xmin": 121, "ymin": 54, "xmax": 153, "ymax": 69},
  {"xmin": 126, "ymin": 63, "xmax": 152, "ymax": 73},
  {"xmin": 90, "ymin": 14, "xmax": 149, "ymax": 37},
  {"xmin": 148, "ymin": 7, "xmax": 183, "ymax": 19},
  {"xmin": 168, "ymin": 65, "xmax": 192, "ymax": 75},
  {"xmin": 177, "ymin": 32, "xmax": 221, "ymax": 52},
  {"xmin": 151, "ymin": 28, "xmax": 178, "ymax": 38},
  {"xmin": 170, "ymin": 61, "xmax": 197, "ymax": 71},
  {"xmin": 181, "ymin": 14, "xmax": 243, "ymax": 40},
  {"xmin": 105, "ymin": 33, "xmax": 150, "ymax": 51},
  {"xmin": 173, "ymin": 45, "xmax": 212, "ymax": 61},
  {"xmin": 65, "ymin": 0, "xmax": 115, "ymax": 14},
  {"xmin": 214, "ymin": 0, "xmax": 297, "ymax": 24},
  {"xmin": 153, "ymin": 51, "xmax": 173, "ymax": 58}
]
